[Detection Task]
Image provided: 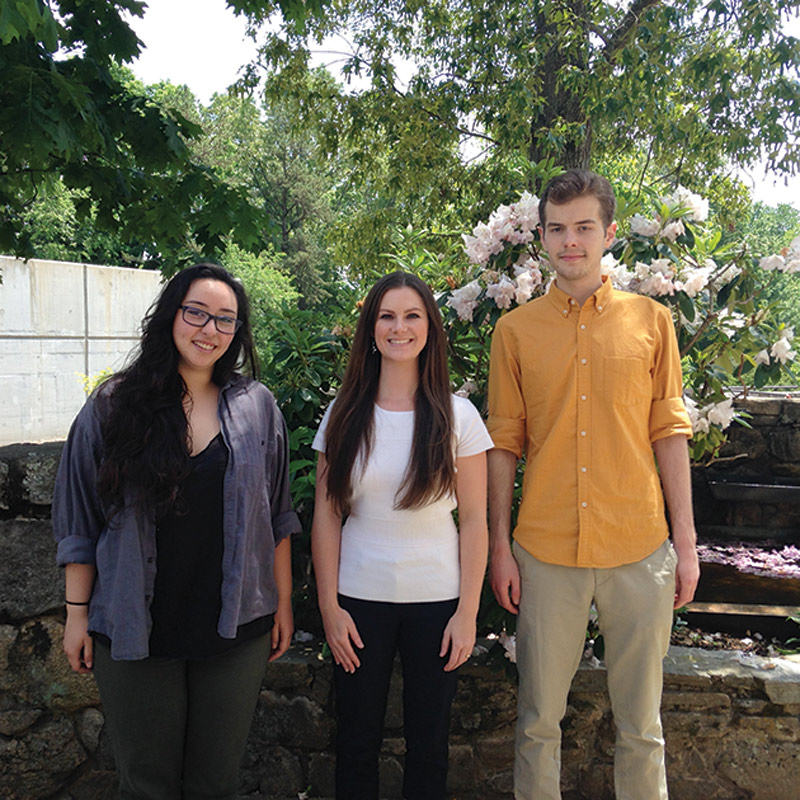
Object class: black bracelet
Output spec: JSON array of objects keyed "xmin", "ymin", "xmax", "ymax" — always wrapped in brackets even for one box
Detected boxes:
[{"xmin": 65, "ymin": 600, "xmax": 90, "ymax": 606}]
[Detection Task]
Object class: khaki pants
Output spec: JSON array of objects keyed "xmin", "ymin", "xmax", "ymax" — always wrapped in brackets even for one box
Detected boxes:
[{"xmin": 513, "ymin": 540, "xmax": 677, "ymax": 800}]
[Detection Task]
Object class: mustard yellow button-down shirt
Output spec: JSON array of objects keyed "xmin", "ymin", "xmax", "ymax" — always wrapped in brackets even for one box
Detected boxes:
[{"xmin": 487, "ymin": 277, "xmax": 692, "ymax": 568}]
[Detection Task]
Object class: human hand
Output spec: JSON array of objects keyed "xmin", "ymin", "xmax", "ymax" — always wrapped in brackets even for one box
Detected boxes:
[
  {"xmin": 63, "ymin": 610, "xmax": 93, "ymax": 673},
  {"xmin": 489, "ymin": 547, "xmax": 521, "ymax": 614},
  {"xmin": 440, "ymin": 608, "xmax": 476, "ymax": 672},
  {"xmin": 269, "ymin": 601, "xmax": 294, "ymax": 662},
  {"xmin": 674, "ymin": 542, "xmax": 700, "ymax": 609},
  {"xmin": 321, "ymin": 605, "xmax": 364, "ymax": 673}
]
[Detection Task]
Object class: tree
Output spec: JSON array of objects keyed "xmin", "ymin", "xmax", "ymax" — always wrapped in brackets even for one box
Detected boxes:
[
  {"xmin": 240, "ymin": 0, "xmax": 800, "ymax": 219},
  {"xmin": 0, "ymin": 0, "xmax": 301, "ymax": 269}
]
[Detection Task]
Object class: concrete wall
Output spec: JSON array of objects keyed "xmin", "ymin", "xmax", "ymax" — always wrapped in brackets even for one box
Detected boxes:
[{"xmin": 0, "ymin": 256, "xmax": 162, "ymax": 446}]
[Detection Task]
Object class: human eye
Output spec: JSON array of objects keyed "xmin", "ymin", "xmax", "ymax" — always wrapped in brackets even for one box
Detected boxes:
[{"xmin": 184, "ymin": 306, "xmax": 207, "ymax": 322}]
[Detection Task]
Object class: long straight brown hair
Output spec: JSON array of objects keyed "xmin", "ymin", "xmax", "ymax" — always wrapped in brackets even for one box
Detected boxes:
[{"xmin": 324, "ymin": 271, "xmax": 455, "ymax": 516}]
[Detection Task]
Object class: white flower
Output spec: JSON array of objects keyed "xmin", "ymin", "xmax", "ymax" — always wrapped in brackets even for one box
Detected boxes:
[
  {"xmin": 707, "ymin": 399, "xmax": 735, "ymax": 429},
  {"xmin": 660, "ymin": 220, "xmax": 685, "ymax": 242},
  {"xmin": 759, "ymin": 254, "xmax": 785, "ymax": 271},
  {"xmin": 712, "ymin": 263, "xmax": 741, "ymax": 288},
  {"xmin": 754, "ymin": 349, "xmax": 771, "ymax": 366},
  {"xmin": 771, "ymin": 336, "xmax": 796, "ymax": 365},
  {"xmin": 486, "ymin": 275, "xmax": 517, "ymax": 309},
  {"xmin": 512, "ymin": 191, "xmax": 540, "ymax": 231},
  {"xmin": 650, "ymin": 258, "xmax": 676, "ymax": 276},
  {"xmin": 512, "ymin": 268, "xmax": 540, "ymax": 305},
  {"xmin": 638, "ymin": 272, "xmax": 676, "ymax": 296},
  {"xmin": 667, "ymin": 186, "xmax": 710, "ymax": 222},
  {"xmin": 446, "ymin": 280, "xmax": 482, "ymax": 321},
  {"xmin": 784, "ymin": 326, "xmax": 795, "ymax": 341},
  {"xmin": 679, "ymin": 266, "xmax": 711, "ymax": 298},
  {"xmin": 498, "ymin": 632, "xmax": 517, "ymax": 664},
  {"xmin": 455, "ymin": 381, "xmax": 478, "ymax": 398},
  {"xmin": 629, "ymin": 214, "xmax": 661, "ymax": 237}
]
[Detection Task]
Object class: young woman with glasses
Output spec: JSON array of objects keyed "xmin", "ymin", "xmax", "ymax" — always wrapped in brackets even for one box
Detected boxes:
[
  {"xmin": 311, "ymin": 271, "xmax": 491, "ymax": 800},
  {"xmin": 53, "ymin": 263, "xmax": 298, "ymax": 799}
]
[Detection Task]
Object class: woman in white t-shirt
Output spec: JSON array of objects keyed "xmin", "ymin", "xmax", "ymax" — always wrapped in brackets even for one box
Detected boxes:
[{"xmin": 311, "ymin": 271, "xmax": 492, "ymax": 800}]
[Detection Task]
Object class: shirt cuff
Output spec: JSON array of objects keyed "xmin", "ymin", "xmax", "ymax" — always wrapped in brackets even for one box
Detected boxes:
[
  {"xmin": 272, "ymin": 510, "xmax": 302, "ymax": 543},
  {"xmin": 56, "ymin": 536, "xmax": 97, "ymax": 567},
  {"xmin": 487, "ymin": 416, "xmax": 526, "ymax": 459},
  {"xmin": 650, "ymin": 397, "xmax": 693, "ymax": 442}
]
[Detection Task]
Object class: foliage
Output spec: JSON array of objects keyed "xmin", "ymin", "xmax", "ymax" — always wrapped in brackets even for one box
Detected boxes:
[
  {"xmin": 437, "ymin": 181, "xmax": 800, "ymax": 465},
  {"xmin": 260, "ymin": 303, "xmax": 354, "ymax": 629},
  {"xmin": 0, "ymin": 1, "xmax": 270, "ymax": 269},
  {"xmin": 243, "ymin": 0, "xmax": 800, "ymax": 241}
]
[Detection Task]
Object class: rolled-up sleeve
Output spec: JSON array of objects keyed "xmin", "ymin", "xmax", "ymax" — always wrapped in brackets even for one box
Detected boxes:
[
  {"xmin": 649, "ymin": 306, "xmax": 692, "ymax": 443},
  {"xmin": 53, "ymin": 397, "xmax": 106, "ymax": 566},
  {"xmin": 487, "ymin": 318, "xmax": 527, "ymax": 458},
  {"xmin": 269, "ymin": 405, "xmax": 302, "ymax": 543}
]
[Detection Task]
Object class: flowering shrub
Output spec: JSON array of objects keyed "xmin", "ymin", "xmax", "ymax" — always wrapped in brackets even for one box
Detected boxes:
[{"xmin": 441, "ymin": 185, "xmax": 799, "ymax": 464}]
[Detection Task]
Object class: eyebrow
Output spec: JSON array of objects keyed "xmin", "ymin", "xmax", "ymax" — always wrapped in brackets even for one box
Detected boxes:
[
  {"xmin": 378, "ymin": 306, "xmax": 424, "ymax": 313},
  {"xmin": 184, "ymin": 299, "xmax": 238, "ymax": 315},
  {"xmin": 545, "ymin": 218, "xmax": 598, "ymax": 228}
]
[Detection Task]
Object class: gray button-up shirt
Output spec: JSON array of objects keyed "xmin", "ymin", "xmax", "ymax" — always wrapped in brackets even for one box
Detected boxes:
[{"xmin": 53, "ymin": 375, "xmax": 300, "ymax": 660}]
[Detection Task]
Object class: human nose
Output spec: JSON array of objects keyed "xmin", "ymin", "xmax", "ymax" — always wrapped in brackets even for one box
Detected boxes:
[{"xmin": 563, "ymin": 228, "xmax": 579, "ymax": 247}]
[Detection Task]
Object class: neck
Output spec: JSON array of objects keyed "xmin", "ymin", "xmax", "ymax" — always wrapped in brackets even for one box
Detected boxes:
[
  {"xmin": 179, "ymin": 366, "xmax": 216, "ymax": 399},
  {"xmin": 376, "ymin": 361, "xmax": 419, "ymax": 411},
  {"xmin": 556, "ymin": 275, "xmax": 602, "ymax": 306}
]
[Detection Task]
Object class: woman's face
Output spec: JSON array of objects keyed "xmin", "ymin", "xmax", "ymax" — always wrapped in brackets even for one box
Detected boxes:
[
  {"xmin": 373, "ymin": 286, "xmax": 429, "ymax": 364},
  {"xmin": 172, "ymin": 278, "xmax": 238, "ymax": 377}
]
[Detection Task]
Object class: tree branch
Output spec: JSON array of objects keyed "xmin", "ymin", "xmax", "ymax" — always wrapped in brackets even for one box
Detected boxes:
[{"xmin": 602, "ymin": 0, "xmax": 664, "ymax": 62}]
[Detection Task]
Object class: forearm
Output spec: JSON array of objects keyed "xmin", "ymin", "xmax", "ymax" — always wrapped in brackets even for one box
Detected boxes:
[
  {"xmin": 457, "ymin": 517, "xmax": 488, "ymax": 617},
  {"xmin": 65, "ymin": 562, "xmax": 96, "ymax": 604},
  {"xmin": 653, "ymin": 434, "xmax": 697, "ymax": 550},
  {"xmin": 273, "ymin": 536, "xmax": 292, "ymax": 610},
  {"xmin": 488, "ymin": 448, "xmax": 518, "ymax": 555}
]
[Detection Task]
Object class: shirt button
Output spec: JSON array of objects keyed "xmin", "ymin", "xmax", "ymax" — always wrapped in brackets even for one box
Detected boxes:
[
  {"xmin": 581, "ymin": 466, "xmax": 587, "ymax": 473},
  {"xmin": 570, "ymin": 299, "xmax": 576, "ymax": 305},
  {"xmin": 581, "ymin": 394, "xmax": 587, "ymax": 400},
  {"xmin": 581, "ymin": 501, "xmax": 588, "ymax": 508},
  {"xmin": 580, "ymin": 324, "xmax": 586, "ymax": 330},
  {"xmin": 597, "ymin": 305, "xmax": 603, "ymax": 311},
  {"xmin": 563, "ymin": 309, "xmax": 568, "ymax": 315},
  {"xmin": 581, "ymin": 358, "xmax": 587, "ymax": 365},
  {"xmin": 580, "ymin": 430, "xmax": 587, "ymax": 437}
]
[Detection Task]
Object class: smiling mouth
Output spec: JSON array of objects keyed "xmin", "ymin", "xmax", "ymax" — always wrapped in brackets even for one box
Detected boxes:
[{"xmin": 192, "ymin": 340, "xmax": 215, "ymax": 351}]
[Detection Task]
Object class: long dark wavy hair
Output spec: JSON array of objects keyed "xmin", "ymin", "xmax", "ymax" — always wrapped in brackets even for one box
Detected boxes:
[
  {"xmin": 324, "ymin": 271, "xmax": 455, "ymax": 515},
  {"xmin": 96, "ymin": 263, "xmax": 258, "ymax": 517}
]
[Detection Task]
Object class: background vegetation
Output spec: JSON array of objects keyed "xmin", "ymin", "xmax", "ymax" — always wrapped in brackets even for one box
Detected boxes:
[{"xmin": 3, "ymin": 0, "xmax": 800, "ymax": 631}]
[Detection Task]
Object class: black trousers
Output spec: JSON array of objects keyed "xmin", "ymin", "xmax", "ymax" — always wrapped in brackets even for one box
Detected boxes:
[
  {"xmin": 93, "ymin": 635, "xmax": 269, "ymax": 800},
  {"xmin": 334, "ymin": 595, "xmax": 460, "ymax": 800}
]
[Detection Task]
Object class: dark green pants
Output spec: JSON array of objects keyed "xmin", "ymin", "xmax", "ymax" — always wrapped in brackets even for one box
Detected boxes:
[{"xmin": 93, "ymin": 635, "xmax": 269, "ymax": 800}]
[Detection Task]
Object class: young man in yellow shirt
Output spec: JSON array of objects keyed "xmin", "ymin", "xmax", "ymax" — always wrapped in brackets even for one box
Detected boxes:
[{"xmin": 487, "ymin": 169, "xmax": 700, "ymax": 800}]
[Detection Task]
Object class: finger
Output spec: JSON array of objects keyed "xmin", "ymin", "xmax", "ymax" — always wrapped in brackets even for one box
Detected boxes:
[
  {"xmin": 509, "ymin": 576, "xmax": 522, "ymax": 607},
  {"xmin": 82, "ymin": 636, "xmax": 93, "ymax": 670}
]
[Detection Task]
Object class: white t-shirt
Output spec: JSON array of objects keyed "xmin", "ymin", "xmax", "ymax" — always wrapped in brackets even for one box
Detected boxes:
[{"xmin": 312, "ymin": 395, "xmax": 493, "ymax": 602}]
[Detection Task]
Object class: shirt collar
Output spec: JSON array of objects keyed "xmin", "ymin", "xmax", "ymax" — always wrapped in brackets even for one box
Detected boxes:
[{"xmin": 547, "ymin": 275, "xmax": 614, "ymax": 318}]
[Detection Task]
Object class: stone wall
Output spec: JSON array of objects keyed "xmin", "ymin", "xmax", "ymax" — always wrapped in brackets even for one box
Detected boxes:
[
  {"xmin": 2, "ymin": 412, "xmax": 800, "ymax": 799},
  {"xmin": 693, "ymin": 396, "xmax": 800, "ymax": 540}
]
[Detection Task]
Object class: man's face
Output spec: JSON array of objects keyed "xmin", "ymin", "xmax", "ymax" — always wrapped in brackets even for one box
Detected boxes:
[{"xmin": 539, "ymin": 194, "xmax": 616, "ymax": 297}]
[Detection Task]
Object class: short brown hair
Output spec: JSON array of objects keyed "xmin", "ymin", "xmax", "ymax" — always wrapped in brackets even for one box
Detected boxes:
[{"xmin": 539, "ymin": 169, "xmax": 616, "ymax": 229}]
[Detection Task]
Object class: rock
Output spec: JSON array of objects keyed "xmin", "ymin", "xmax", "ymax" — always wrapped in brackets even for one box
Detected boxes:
[
  {"xmin": 0, "ymin": 519, "xmax": 63, "ymax": 619},
  {"xmin": 0, "ymin": 718, "xmax": 86, "ymax": 799}
]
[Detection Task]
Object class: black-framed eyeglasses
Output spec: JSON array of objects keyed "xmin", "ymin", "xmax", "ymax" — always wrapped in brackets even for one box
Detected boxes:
[{"xmin": 180, "ymin": 305, "xmax": 242, "ymax": 335}]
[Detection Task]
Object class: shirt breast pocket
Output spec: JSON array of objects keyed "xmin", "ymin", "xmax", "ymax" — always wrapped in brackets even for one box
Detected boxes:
[{"xmin": 603, "ymin": 356, "xmax": 651, "ymax": 405}]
